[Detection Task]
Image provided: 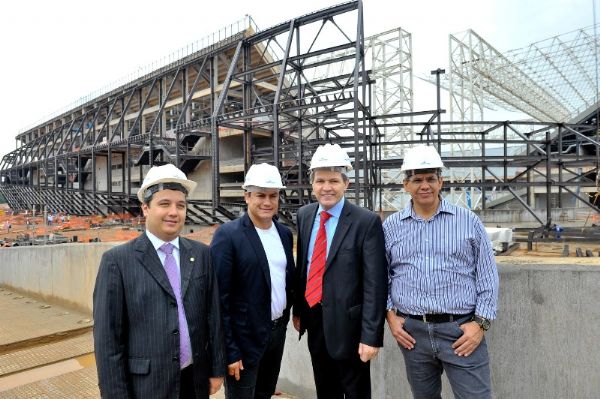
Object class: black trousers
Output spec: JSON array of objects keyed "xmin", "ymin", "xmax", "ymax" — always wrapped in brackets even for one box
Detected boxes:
[
  {"xmin": 225, "ymin": 320, "xmax": 287, "ymax": 399},
  {"xmin": 305, "ymin": 305, "xmax": 371, "ymax": 399},
  {"xmin": 180, "ymin": 365, "xmax": 196, "ymax": 398}
]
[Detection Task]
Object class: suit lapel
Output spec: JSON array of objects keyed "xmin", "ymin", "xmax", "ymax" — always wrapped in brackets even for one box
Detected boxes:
[
  {"xmin": 135, "ymin": 234, "xmax": 176, "ymax": 299},
  {"xmin": 326, "ymin": 201, "xmax": 353, "ymax": 271},
  {"xmin": 301, "ymin": 204, "xmax": 319, "ymax": 277},
  {"xmin": 274, "ymin": 220, "xmax": 294, "ymax": 274},
  {"xmin": 242, "ymin": 214, "xmax": 272, "ymax": 288},
  {"xmin": 179, "ymin": 237, "xmax": 194, "ymax": 298}
]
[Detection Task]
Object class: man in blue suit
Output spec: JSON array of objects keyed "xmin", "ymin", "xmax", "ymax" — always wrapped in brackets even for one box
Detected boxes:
[{"xmin": 210, "ymin": 163, "xmax": 295, "ymax": 399}]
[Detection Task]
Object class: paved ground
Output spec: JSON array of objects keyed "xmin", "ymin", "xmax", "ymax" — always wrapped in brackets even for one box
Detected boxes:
[
  {"xmin": 0, "ymin": 333, "xmax": 93, "ymax": 377},
  {"xmin": 0, "ymin": 287, "xmax": 92, "ymax": 354},
  {"xmin": 0, "ymin": 289, "xmax": 301, "ymax": 398}
]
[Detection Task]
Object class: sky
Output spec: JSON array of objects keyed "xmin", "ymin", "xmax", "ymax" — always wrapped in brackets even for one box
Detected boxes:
[{"xmin": 0, "ymin": 0, "xmax": 595, "ymax": 160}]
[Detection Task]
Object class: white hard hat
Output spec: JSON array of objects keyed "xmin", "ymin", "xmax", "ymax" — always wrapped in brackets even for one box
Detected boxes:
[
  {"xmin": 242, "ymin": 163, "xmax": 286, "ymax": 190},
  {"xmin": 137, "ymin": 164, "xmax": 197, "ymax": 203},
  {"xmin": 309, "ymin": 143, "xmax": 353, "ymax": 171},
  {"xmin": 400, "ymin": 145, "xmax": 445, "ymax": 172}
]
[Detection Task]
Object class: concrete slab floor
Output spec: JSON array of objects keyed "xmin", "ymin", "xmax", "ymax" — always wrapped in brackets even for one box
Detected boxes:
[{"xmin": 0, "ymin": 287, "xmax": 92, "ymax": 354}]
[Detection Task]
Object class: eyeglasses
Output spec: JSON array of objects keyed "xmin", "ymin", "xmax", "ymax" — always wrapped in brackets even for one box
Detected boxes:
[{"xmin": 407, "ymin": 176, "xmax": 439, "ymax": 185}]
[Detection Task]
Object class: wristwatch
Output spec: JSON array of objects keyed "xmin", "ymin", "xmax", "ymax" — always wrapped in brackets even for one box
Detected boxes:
[{"xmin": 471, "ymin": 315, "xmax": 491, "ymax": 331}]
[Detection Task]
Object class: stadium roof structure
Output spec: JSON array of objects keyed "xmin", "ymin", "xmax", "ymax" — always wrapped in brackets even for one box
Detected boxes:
[{"xmin": 445, "ymin": 25, "xmax": 600, "ymax": 123}]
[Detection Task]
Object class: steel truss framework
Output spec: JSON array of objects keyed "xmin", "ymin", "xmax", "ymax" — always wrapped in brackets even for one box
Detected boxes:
[
  {"xmin": 0, "ymin": 1, "xmax": 376, "ymax": 224},
  {"xmin": 430, "ymin": 27, "xmax": 600, "ymax": 209},
  {"xmin": 283, "ymin": 26, "xmax": 414, "ymax": 210},
  {"xmin": 446, "ymin": 26, "xmax": 600, "ymax": 122},
  {"xmin": 1, "ymin": 1, "xmax": 600, "ymax": 228},
  {"xmin": 373, "ymin": 116, "xmax": 600, "ymax": 224},
  {"xmin": 447, "ymin": 26, "xmax": 600, "ymax": 124},
  {"xmin": 448, "ymin": 29, "xmax": 572, "ymax": 123}
]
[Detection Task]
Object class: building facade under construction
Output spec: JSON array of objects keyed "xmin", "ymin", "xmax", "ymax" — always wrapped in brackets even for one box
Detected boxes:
[{"xmin": 1, "ymin": 0, "xmax": 599, "ymax": 228}]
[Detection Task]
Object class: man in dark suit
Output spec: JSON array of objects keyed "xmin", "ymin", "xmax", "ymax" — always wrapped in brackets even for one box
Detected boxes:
[
  {"xmin": 293, "ymin": 144, "xmax": 388, "ymax": 398},
  {"xmin": 210, "ymin": 163, "xmax": 295, "ymax": 399},
  {"xmin": 93, "ymin": 163, "xmax": 226, "ymax": 398}
]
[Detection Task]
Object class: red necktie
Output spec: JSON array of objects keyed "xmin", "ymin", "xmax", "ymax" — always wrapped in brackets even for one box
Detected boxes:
[{"xmin": 305, "ymin": 211, "xmax": 332, "ymax": 307}]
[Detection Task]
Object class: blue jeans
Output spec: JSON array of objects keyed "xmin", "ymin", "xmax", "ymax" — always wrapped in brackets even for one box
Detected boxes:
[
  {"xmin": 224, "ymin": 321, "xmax": 287, "ymax": 399},
  {"xmin": 399, "ymin": 315, "xmax": 491, "ymax": 399}
]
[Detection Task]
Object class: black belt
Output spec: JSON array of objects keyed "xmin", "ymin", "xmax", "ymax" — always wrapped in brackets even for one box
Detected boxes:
[
  {"xmin": 395, "ymin": 310, "xmax": 472, "ymax": 323},
  {"xmin": 271, "ymin": 315, "xmax": 287, "ymax": 330}
]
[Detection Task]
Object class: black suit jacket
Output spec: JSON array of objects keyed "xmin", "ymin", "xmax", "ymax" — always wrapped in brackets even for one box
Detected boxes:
[
  {"xmin": 93, "ymin": 233, "xmax": 226, "ymax": 399},
  {"xmin": 293, "ymin": 200, "xmax": 388, "ymax": 360},
  {"xmin": 210, "ymin": 214, "xmax": 295, "ymax": 367}
]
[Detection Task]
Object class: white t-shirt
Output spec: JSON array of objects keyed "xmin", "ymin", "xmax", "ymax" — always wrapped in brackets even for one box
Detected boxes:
[{"xmin": 255, "ymin": 223, "xmax": 287, "ymax": 320}]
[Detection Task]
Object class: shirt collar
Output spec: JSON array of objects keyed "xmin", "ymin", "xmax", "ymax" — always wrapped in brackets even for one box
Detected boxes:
[
  {"xmin": 145, "ymin": 230, "xmax": 180, "ymax": 252},
  {"xmin": 400, "ymin": 196, "xmax": 455, "ymax": 221},
  {"xmin": 318, "ymin": 196, "xmax": 345, "ymax": 218}
]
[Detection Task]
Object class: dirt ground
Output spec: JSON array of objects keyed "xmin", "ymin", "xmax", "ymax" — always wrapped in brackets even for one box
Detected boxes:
[
  {"xmin": 0, "ymin": 212, "xmax": 219, "ymax": 246},
  {"xmin": 2, "ymin": 209, "xmax": 600, "ymax": 263}
]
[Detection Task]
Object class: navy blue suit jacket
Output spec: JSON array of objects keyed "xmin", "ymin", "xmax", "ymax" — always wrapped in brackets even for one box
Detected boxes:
[{"xmin": 210, "ymin": 213, "xmax": 295, "ymax": 367}]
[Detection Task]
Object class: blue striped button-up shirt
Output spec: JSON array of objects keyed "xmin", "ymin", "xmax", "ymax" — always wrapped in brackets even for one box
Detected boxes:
[{"xmin": 383, "ymin": 199, "xmax": 499, "ymax": 320}]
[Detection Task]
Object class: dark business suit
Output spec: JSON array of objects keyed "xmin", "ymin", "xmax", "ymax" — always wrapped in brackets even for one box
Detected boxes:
[
  {"xmin": 211, "ymin": 213, "xmax": 295, "ymax": 398},
  {"xmin": 293, "ymin": 200, "xmax": 387, "ymax": 398},
  {"xmin": 93, "ymin": 233, "xmax": 226, "ymax": 399}
]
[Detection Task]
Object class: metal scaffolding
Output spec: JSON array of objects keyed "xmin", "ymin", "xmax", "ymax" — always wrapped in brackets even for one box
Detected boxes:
[
  {"xmin": 369, "ymin": 28, "xmax": 414, "ymax": 210},
  {"xmin": 299, "ymin": 26, "xmax": 414, "ymax": 211}
]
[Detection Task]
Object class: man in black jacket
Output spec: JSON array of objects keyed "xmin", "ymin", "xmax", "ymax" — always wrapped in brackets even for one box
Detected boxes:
[
  {"xmin": 211, "ymin": 163, "xmax": 295, "ymax": 399},
  {"xmin": 94, "ymin": 164, "xmax": 225, "ymax": 398},
  {"xmin": 293, "ymin": 144, "xmax": 388, "ymax": 398}
]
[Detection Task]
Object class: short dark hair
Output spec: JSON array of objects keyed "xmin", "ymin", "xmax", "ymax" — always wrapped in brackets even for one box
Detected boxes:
[
  {"xmin": 404, "ymin": 168, "xmax": 441, "ymax": 180},
  {"xmin": 143, "ymin": 182, "xmax": 189, "ymax": 204}
]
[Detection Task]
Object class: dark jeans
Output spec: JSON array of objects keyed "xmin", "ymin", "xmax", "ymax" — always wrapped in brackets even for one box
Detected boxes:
[
  {"xmin": 400, "ymin": 315, "xmax": 491, "ymax": 399},
  {"xmin": 305, "ymin": 305, "xmax": 371, "ymax": 399},
  {"xmin": 225, "ymin": 321, "xmax": 287, "ymax": 399}
]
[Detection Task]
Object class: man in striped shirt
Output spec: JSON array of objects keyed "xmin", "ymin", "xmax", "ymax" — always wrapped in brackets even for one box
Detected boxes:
[{"xmin": 383, "ymin": 145, "xmax": 499, "ymax": 399}]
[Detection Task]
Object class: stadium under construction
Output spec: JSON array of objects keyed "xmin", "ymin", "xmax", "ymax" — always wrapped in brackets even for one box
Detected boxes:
[{"xmin": 1, "ymin": 0, "xmax": 599, "ymax": 229}]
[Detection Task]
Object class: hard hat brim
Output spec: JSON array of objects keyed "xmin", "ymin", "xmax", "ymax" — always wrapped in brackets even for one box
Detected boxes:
[
  {"xmin": 137, "ymin": 177, "xmax": 197, "ymax": 203},
  {"xmin": 242, "ymin": 184, "xmax": 286, "ymax": 191}
]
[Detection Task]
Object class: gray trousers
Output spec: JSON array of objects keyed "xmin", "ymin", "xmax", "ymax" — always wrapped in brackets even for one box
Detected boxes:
[{"xmin": 400, "ymin": 315, "xmax": 492, "ymax": 399}]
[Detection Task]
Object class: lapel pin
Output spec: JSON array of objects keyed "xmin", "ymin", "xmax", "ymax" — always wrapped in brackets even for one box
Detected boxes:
[{"xmin": 190, "ymin": 257, "xmax": 195, "ymax": 262}]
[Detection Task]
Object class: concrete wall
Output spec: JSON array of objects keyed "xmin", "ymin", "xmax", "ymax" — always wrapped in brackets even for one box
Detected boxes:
[
  {"xmin": 476, "ymin": 208, "xmax": 577, "ymax": 223},
  {"xmin": 0, "ymin": 243, "xmax": 113, "ymax": 314},
  {"xmin": 189, "ymin": 160, "xmax": 212, "ymax": 200},
  {"xmin": 279, "ymin": 263, "xmax": 600, "ymax": 399},
  {"xmin": 1, "ymin": 245, "xmax": 599, "ymax": 398}
]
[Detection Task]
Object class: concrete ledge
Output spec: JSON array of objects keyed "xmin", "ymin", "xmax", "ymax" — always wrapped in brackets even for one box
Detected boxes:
[{"xmin": 1, "ymin": 244, "xmax": 599, "ymax": 398}]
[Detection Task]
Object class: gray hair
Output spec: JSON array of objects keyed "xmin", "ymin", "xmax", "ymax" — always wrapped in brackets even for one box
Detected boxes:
[{"xmin": 309, "ymin": 167, "xmax": 349, "ymax": 183}]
